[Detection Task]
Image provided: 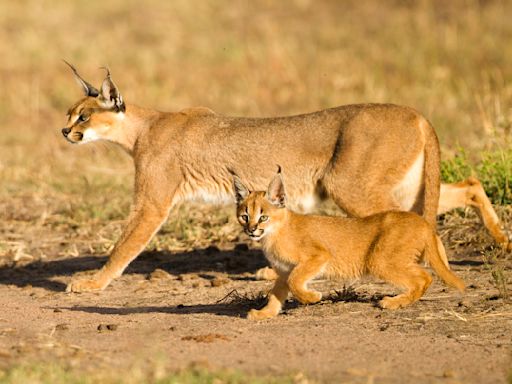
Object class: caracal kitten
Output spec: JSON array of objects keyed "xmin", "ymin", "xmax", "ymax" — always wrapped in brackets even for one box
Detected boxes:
[{"xmin": 232, "ymin": 168, "xmax": 465, "ymax": 320}]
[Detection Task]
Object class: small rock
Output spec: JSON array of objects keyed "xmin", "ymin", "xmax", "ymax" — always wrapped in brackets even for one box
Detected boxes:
[
  {"xmin": 379, "ymin": 323, "xmax": 389, "ymax": 331},
  {"xmin": 442, "ymin": 370, "xmax": 456, "ymax": 378},
  {"xmin": 458, "ymin": 299, "xmax": 471, "ymax": 308},
  {"xmin": 210, "ymin": 277, "xmax": 230, "ymax": 287},
  {"xmin": 177, "ymin": 273, "xmax": 198, "ymax": 281},
  {"xmin": 55, "ymin": 324, "xmax": 69, "ymax": 331},
  {"xmin": 149, "ymin": 269, "xmax": 172, "ymax": 280},
  {"xmin": 97, "ymin": 323, "xmax": 118, "ymax": 332},
  {"xmin": 53, "ymin": 308, "xmax": 62, "ymax": 313}
]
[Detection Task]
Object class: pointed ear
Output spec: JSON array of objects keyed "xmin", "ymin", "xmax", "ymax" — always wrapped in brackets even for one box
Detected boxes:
[
  {"xmin": 266, "ymin": 166, "xmax": 286, "ymax": 208},
  {"xmin": 63, "ymin": 60, "xmax": 99, "ymax": 97},
  {"xmin": 229, "ymin": 170, "xmax": 250, "ymax": 205},
  {"xmin": 98, "ymin": 67, "xmax": 125, "ymax": 112}
]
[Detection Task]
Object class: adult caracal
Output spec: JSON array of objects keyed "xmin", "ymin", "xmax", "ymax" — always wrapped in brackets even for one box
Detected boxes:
[
  {"xmin": 61, "ymin": 63, "xmax": 509, "ymax": 293},
  {"xmin": 232, "ymin": 168, "xmax": 465, "ymax": 320}
]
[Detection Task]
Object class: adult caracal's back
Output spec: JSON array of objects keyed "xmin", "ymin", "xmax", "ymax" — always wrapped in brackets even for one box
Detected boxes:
[
  {"xmin": 60, "ymin": 63, "xmax": 510, "ymax": 293},
  {"xmin": 232, "ymin": 169, "xmax": 465, "ymax": 320}
]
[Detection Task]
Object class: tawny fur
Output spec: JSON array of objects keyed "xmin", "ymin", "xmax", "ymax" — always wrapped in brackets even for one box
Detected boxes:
[
  {"xmin": 61, "ymin": 65, "xmax": 510, "ymax": 293},
  {"xmin": 233, "ymin": 171, "xmax": 465, "ymax": 320}
]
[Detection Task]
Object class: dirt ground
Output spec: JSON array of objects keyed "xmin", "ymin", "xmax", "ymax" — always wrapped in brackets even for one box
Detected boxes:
[{"xmin": 0, "ymin": 202, "xmax": 510, "ymax": 383}]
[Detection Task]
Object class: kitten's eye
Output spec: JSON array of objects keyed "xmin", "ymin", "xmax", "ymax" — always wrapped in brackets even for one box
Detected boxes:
[
  {"xmin": 259, "ymin": 215, "xmax": 269, "ymax": 222},
  {"xmin": 240, "ymin": 214, "xmax": 249, "ymax": 222},
  {"xmin": 77, "ymin": 114, "xmax": 89, "ymax": 123}
]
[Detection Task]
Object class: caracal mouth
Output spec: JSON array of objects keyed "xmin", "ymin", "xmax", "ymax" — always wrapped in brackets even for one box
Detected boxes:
[
  {"xmin": 64, "ymin": 136, "xmax": 79, "ymax": 144},
  {"xmin": 63, "ymin": 132, "xmax": 83, "ymax": 144}
]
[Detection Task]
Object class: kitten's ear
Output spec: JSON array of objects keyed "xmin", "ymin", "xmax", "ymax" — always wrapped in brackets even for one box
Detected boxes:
[
  {"xmin": 267, "ymin": 166, "xmax": 286, "ymax": 208},
  {"xmin": 230, "ymin": 170, "xmax": 250, "ymax": 205}
]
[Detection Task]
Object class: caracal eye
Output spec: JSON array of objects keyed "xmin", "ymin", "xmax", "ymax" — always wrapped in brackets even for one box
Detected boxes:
[
  {"xmin": 78, "ymin": 114, "xmax": 89, "ymax": 123},
  {"xmin": 259, "ymin": 215, "xmax": 269, "ymax": 222},
  {"xmin": 240, "ymin": 214, "xmax": 249, "ymax": 222}
]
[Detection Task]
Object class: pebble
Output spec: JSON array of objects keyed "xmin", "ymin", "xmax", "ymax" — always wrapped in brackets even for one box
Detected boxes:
[
  {"xmin": 55, "ymin": 323, "xmax": 69, "ymax": 331},
  {"xmin": 458, "ymin": 299, "xmax": 472, "ymax": 308},
  {"xmin": 149, "ymin": 269, "xmax": 172, "ymax": 280},
  {"xmin": 210, "ymin": 277, "xmax": 230, "ymax": 287},
  {"xmin": 97, "ymin": 324, "xmax": 118, "ymax": 332}
]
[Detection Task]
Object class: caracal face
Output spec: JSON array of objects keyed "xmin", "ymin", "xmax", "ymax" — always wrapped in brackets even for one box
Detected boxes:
[
  {"xmin": 233, "ymin": 168, "xmax": 287, "ymax": 241},
  {"xmin": 61, "ymin": 61, "xmax": 125, "ymax": 145},
  {"xmin": 235, "ymin": 191, "xmax": 278, "ymax": 240},
  {"xmin": 62, "ymin": 97, "xmax": 125, "ymax": 144}
]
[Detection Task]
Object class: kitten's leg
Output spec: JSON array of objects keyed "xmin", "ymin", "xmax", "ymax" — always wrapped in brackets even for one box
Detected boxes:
[
  {"xmin": 287, "ymin": 256, "xmax": 327, "ymax": 304},
  {"xmin": 247, "ymin": 273, "xmax": 289, "ymax": 320},
  {"xmin": 378, "ymin": 265, "xmax": 432, "ymax": 309}
]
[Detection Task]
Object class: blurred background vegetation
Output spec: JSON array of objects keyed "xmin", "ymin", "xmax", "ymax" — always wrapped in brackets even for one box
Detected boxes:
[{"xmin": 0, "ymin": 0, "xmax": 510, "ymax": 252}]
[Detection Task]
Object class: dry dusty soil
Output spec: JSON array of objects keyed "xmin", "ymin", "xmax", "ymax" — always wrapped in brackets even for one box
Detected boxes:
[{"xmin": 0, "ymin": 206, "xmax": 511, "ymax": 383}]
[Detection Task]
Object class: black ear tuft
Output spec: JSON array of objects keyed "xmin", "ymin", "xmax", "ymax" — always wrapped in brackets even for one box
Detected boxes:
[{"xmin": 63, "ymin": 60, "xmax": 100, "ymax": 97}]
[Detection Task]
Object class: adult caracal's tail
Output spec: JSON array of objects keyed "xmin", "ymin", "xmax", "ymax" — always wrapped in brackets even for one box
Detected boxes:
[{"xmin": 425, "ymin": 235, "xmax": 465, "ymax": 292}]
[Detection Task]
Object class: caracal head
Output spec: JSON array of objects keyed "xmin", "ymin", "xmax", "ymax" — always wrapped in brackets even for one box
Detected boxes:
[
  {"xmin": 61, "ymin": 61, "xmax": 125, "ymax": 144},
  {"xmin": 232, "ymin": 166, "xmax": 287, "ymax": 241}
]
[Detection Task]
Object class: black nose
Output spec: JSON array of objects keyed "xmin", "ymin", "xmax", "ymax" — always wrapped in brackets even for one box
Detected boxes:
[
  {"xmin": 248, "ymin": 226, "xmax": 257, "ymax": 234},
  {"xmin": 62, "ymin": 128, "xmax": 71, "ymax": 137}
]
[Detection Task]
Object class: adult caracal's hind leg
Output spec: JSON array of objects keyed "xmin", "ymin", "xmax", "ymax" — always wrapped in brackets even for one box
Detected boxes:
[
  {"xmin": 378, "ymin": 265, "xmax": 433, "ymax": 310},
  {"xmin": 439, "ymin": 178, "xmax": 511, "ymax": 251},
  {"xmin": 66, "ymin": 171, "xmax": 178, "ymax": 293},
  {"xmin": 248, "ymin": 273, "xmax": 289, "ymax": 320}
]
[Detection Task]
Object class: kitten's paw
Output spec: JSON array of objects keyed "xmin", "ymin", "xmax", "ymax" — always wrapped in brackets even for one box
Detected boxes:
[
  {"xmin": 379, "ymin": 296, "xmax": 409, "ymax": 310},
  {"xmin": 255, "ymin": 267, "xmax": 278, "ymax": 281},
  {"xmin": 247, "ymin": 308, "xmax": 277, "ymax": 320},
  {"xmin": 295, "ymin": 290, "xmax": 322, "ymax": 305},
  {"xmin": 66, "ymin": 278, "xmax": 108, "ymax": 293}
]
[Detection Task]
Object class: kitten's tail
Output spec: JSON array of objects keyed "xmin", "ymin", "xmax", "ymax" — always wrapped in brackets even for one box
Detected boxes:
[{"xmin": 425, "ymin": 234, "xmax": 465, "ymax": 292}]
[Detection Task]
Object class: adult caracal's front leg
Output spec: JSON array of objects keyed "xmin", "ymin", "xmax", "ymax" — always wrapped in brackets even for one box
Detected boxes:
[{"xmin": 66, "ymin": 172, "xmax": 178, "ymax": 293}]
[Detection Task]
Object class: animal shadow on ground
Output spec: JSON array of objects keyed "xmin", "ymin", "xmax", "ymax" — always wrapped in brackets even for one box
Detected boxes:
[
  {"xmin": 61, "ymin": 285, "xmax": 382, "ymax": 319},
  {"xmin": 0, "ymin": 244, "xmax": 268, "ymax": 292}
]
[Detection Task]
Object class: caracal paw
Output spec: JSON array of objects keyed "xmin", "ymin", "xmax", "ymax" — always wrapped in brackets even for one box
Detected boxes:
[
  {"xmin": 66, "ymin": 277, "xmax": 108, "ymax": 293},
  {"xmin": 247, "ymin": 308, "xmax": 278, "ymax": 320},
  {"xmin": 294, "ymin": 290, "xmax": 322, "ymax": 305},
  {"xmin": 255, "ymin": 267, "xmax": 278, "ymax": 281},
  {"xmin": 379, "ymin": 296, "xmax": 410, "ymax": 310}
]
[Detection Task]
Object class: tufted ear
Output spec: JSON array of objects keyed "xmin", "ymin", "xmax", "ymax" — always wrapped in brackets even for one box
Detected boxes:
[
  {"xmin": 266, "ymin": 166, "xmax": 286, "ymax": 208},
  {"xmin": 229, "ymin": 170, "xmax": 250, "ymax": 205},
  {"xmin": 63, "ymin": 60, "xmax": 99, "ymax": 97},
  {"xmin": 98, "ymin": 67, "xmax": 125, "ymax": 112}
]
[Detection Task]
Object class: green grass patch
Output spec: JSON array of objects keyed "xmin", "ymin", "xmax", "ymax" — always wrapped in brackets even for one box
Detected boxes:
[
  {"xmin": 441, "ymin": 147, "xmax": 512, "ymax": 205},
  {"xmin": 0, "ymin": 365, "xmax": 300, "ymax": 384}
]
